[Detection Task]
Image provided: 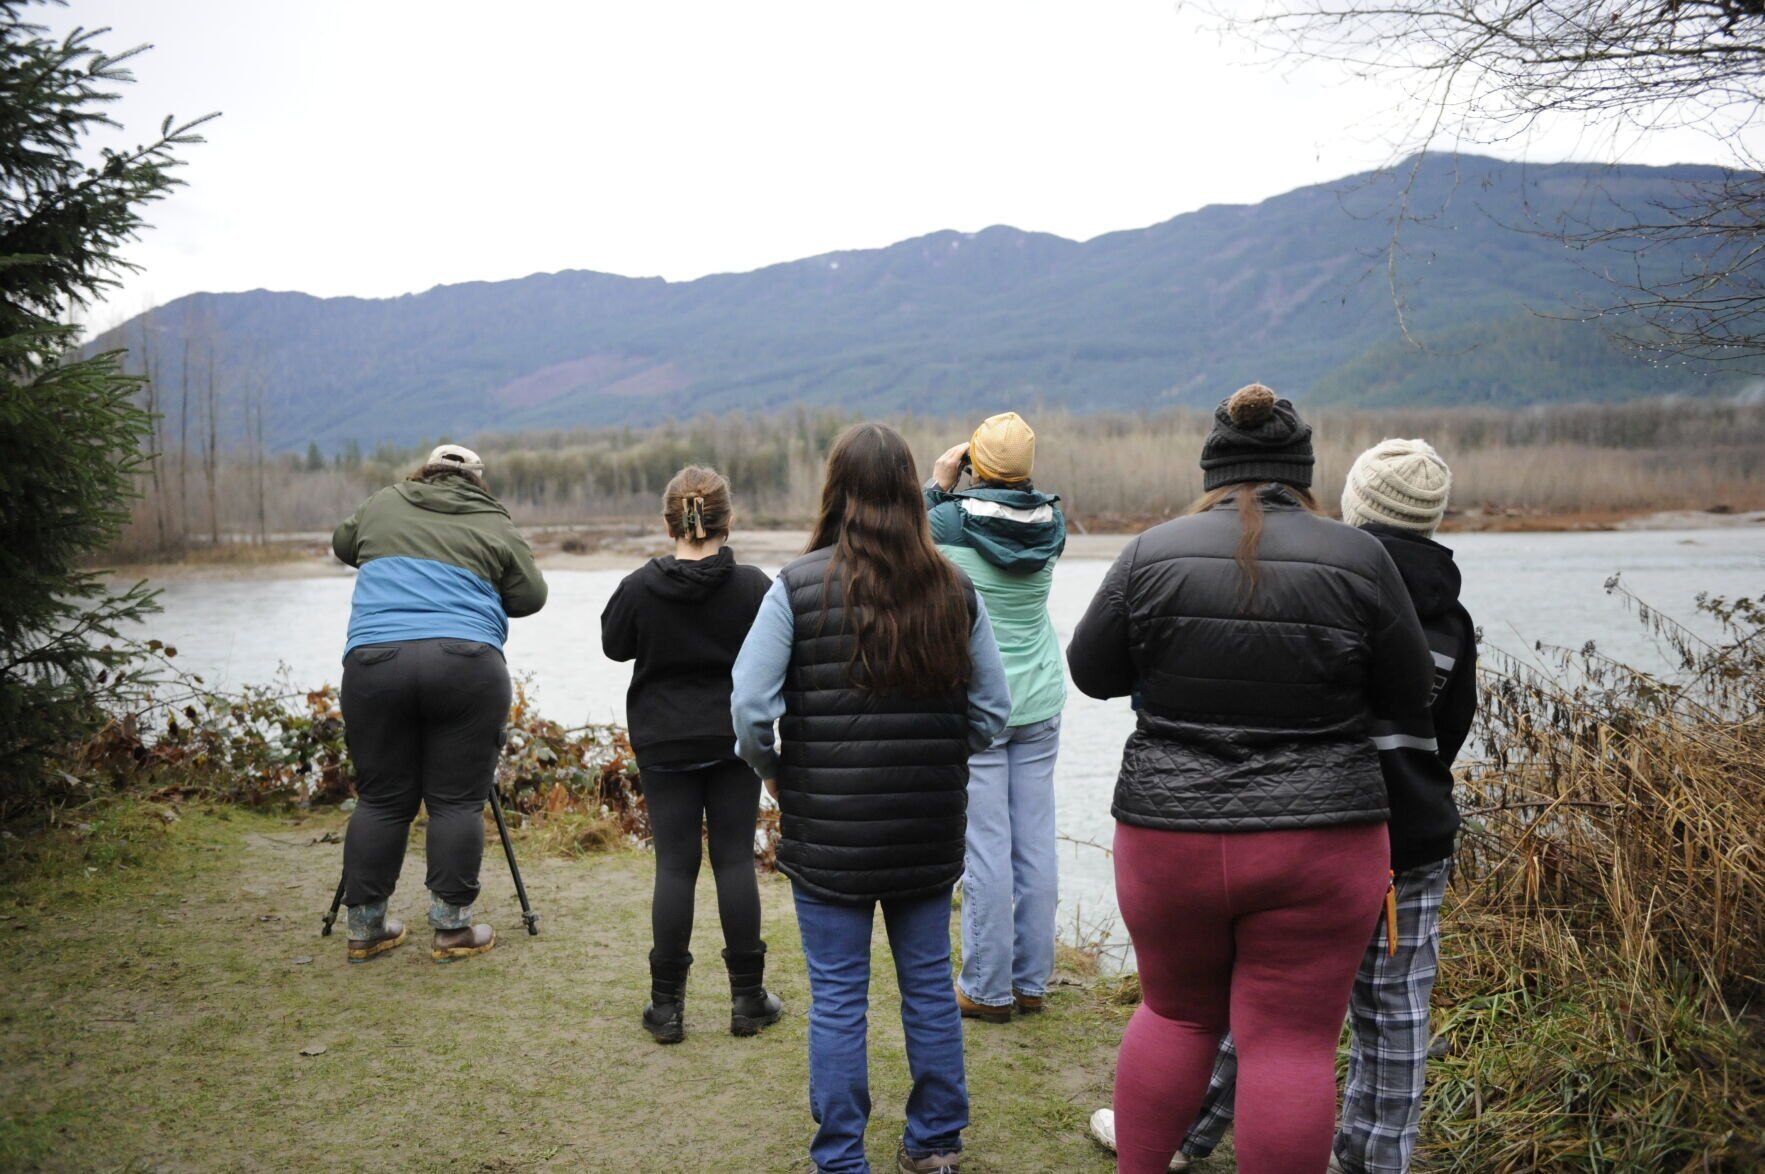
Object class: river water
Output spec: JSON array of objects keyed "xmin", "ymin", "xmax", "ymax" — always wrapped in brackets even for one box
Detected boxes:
[{"xmin": 134, "ymin": 527, "xmax": 1765, "ymax": 936}]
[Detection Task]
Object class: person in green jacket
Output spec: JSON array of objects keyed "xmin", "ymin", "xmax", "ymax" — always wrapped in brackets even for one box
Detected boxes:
[
  {"xmin": 926, "ymin": 412, "xmax": 1067, "ymax": 1022},
  {"xmin": 330, "ymin": 444, "xmax": 547, "ymax": 965}
]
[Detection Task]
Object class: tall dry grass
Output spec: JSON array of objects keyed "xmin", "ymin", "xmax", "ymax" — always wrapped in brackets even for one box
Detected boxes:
[
  {"xmin": 108, "ymin": 399, "xmax": 1765, "ymax": 557},
  {"xmin": 1422, "ymin": 585, "xmax": 1765, "ymax": 1169}
]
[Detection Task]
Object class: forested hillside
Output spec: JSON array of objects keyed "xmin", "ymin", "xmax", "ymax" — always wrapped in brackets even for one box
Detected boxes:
[{"xmin": 99, "ymin": 154, "xmax": 1748, "ymax": 450}]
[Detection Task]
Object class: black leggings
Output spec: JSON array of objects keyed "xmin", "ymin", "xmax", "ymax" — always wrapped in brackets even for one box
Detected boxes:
[
  {"xmin": 642, "ymin": 760, "xmax": 764, "ymax": 973},
  {"xmin": 340, "ymin": 639, "xmax": 512, "ymax": 908}
]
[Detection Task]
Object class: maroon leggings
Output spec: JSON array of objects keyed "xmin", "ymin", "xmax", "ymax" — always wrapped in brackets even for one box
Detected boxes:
[{"xmin": 1112, "ymin": 821, "xmax": 1390, "ymax": 1174}]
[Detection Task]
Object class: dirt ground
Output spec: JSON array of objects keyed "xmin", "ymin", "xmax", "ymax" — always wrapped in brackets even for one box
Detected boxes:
[{"xmin": 0, "ymin": 803, "xmax": 1228, "ymax": 1173}]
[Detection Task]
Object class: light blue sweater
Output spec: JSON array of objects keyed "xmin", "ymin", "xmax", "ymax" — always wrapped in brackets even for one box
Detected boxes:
[{"xmin": 730, "ymin": 578, "xmax": 1012, "ymax": 779}]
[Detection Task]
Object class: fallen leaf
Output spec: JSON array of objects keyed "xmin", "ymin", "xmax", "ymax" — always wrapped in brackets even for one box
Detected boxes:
[{"xmin": 299, "ymin": 1043, "xmax": 327, "ymax": 1057}]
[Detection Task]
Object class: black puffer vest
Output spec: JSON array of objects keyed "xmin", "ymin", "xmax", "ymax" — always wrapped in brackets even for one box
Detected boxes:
[{"xmin": 775, "ymin": 546, "xmax": 977, "ymax": 904}]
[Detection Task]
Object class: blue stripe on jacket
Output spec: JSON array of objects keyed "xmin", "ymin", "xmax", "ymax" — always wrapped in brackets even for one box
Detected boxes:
[{"xmin": 344, "ymin": 555, "xmax": 509, "ymax": 655}]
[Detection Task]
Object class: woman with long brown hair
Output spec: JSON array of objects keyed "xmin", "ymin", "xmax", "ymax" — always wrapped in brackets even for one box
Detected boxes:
[
  {"xmin": 732, "ymin": 422, "xmax": 1011, "ymax": 1174},
  {"xmin": 1068, "ymin": 387, "xmax": 1434, "ymax": 1173}
]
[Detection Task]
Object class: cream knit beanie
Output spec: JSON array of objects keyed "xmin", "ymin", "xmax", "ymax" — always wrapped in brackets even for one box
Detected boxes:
[{"xmin": 1341, "ymin": 438, "xmax": 1452, "ymax": 534}]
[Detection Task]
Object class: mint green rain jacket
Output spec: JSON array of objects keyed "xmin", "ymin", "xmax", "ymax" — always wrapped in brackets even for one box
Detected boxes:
[{"xmin": 925, "ymin": 482, "xmax": 1067, "ymax": 727}]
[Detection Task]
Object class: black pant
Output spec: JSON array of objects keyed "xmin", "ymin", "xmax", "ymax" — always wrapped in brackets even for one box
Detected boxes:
[
  {"xmin": 340, "ymin": 639, "xmax": 512, "ymax": 908},
  {"xmin": 642, "ymin": 760, "xmax": 764, "ymax": 974}
]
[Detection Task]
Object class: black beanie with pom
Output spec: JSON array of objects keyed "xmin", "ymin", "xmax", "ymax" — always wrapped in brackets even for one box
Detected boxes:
[{"xmin": 1199, "ymin": 383, "xmax": 1315, "ymax": 491}]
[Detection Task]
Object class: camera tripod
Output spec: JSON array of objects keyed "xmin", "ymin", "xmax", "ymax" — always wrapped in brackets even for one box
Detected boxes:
[{"xmin": 320, "ymin": 784, "xmax": 540, "ymax": 937}]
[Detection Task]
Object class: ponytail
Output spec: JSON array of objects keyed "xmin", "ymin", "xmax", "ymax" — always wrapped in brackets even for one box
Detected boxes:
[
  {"xmin": 663, "ymin": 467, "xmax": 732, "ymax": 542},
  {"xmin": 1188, "ymin": 481, "xmax": 1320, "ymax": 611}
]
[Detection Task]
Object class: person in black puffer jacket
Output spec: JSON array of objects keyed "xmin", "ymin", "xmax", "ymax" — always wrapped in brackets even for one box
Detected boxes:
[
  {"xmin": 601, "ymin": 466, "xmax": 778, "ymax": 1045},
  {"xmin": 1072, "ymin": 386, "xmax": 1434, "ymax": 1174},
  {"xmin": 732, "ymin": 423, "xmax": 1011, "ymax": 1174},
  {"xmin": 1177, "ymin": 437, "xmax": 1479, "ymax": 1174}
]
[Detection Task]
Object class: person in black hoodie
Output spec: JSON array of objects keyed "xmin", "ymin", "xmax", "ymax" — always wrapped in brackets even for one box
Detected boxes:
[
  {"xmin": 600, "ymin": 466, "xmax": 780, "ymax": 1044},
  {"xmin": 1175, "ymin": 437, "xmax": 1476, "ymax": 1174}
]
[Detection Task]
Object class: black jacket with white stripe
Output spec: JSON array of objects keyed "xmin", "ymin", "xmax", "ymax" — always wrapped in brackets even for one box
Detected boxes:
[{"xmin": 1362, "ymin": 525, "xmax": 1477, "ymax": 870}]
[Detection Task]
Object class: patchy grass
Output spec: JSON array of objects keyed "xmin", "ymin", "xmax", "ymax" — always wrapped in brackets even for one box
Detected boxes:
[{"xmin": 0, "ymin": 798, "xmax": 1150, "ymax": 1172}]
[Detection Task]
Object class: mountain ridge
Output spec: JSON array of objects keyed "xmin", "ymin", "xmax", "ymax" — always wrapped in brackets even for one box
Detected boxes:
[{"xmin": 99, "ymin": 153, "xmax": 1749, "ymax": 450}]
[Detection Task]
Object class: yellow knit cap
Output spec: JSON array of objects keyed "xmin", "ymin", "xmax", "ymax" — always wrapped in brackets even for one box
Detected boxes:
[{"xmin": 968, "ymin": 412, "xmax": 1035, "ymax": 483}]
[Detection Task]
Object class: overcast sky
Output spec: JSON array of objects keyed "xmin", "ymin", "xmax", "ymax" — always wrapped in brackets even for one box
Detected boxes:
[{"xmin": 44, "ymin": 0, "xmax": 1754, "ymax": 332}]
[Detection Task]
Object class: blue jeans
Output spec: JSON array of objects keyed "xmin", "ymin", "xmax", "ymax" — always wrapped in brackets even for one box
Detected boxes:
[
  {"xmin": 793, "ymin": 886, "xmax": 970, "ymax": 1173},
  {"xmin": 958, "ymin": 716, "xmax": 1061, "ymax": 1007}
]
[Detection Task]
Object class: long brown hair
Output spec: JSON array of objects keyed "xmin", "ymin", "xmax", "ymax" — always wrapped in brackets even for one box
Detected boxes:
[
  {"xmin": 806, "ymin": 423, "xmax": 971, "ymax": 694},
  {"xmin": 1190, "ymin": 481, "xmax": 1320, "ymax": 610},
  {"xmin": 663, "ymin": 465, "xmax": 731, "ymax": 541}
]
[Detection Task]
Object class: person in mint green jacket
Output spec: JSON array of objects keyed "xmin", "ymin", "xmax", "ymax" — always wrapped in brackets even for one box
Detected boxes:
[{"xmin": 925, "ymin": 412, "xmax": 1067, "ymax": 1023}]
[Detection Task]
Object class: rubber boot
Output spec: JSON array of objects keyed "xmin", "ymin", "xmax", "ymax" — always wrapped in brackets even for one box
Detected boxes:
[
  {"xmin": 431, "ymin": 923, "xmax": 495, "ymax": 963},
  {"xmin": 644, "ymin": 949, "xmax": 690, "ymax": 1044},
  {"xmin": 725, "ymin": 945, "xmax": 783, "ymax": 1037},
  {"xmin": 345, "ymin": 900, "xmax": 408, "ymax": 964},
  {"xmin": 428, "ymin": 894, "xmax": 494, "ymax": 963}
]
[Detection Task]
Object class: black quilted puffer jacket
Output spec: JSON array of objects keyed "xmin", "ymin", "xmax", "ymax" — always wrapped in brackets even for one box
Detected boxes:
[{"xmin": 1067, "ymin": 486, "xmax": 1434, "ymax": 832}]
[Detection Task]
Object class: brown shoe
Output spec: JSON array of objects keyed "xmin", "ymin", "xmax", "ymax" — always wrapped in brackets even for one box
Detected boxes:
[
  {"xmin": 897, "ymin": 1146, "xmax": 961, "ymax": 1172},
  {"xmin": 431, "ymin": 923, "xmax": 496, "ymax": 963},
  {"xmin": 346, "ymin": 918, "xmax": 407, "ymax": 963},
  {"xmin": 1012, "ymin": 990, "xmax": 1045, "ymax": 1014},
  {"xmin": 955, "ymin": 986, "xmax": 1011, "ymax": 1024}
]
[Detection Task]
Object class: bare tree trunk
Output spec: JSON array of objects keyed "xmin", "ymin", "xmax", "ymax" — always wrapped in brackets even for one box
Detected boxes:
[
  {"xmin": 252, "ymin": 383, "xmax": 267, "ymax": 545},
  {"xmin": 178, "ymin": 336, "xmax": 191, "ymax": 549},
  {"xmin": 205, "ymin": 347, "xmax": 220, "ymax": 547},
  {"xmin": 139, "ymin": 316, "xmax": 167, "ymax": 553}
]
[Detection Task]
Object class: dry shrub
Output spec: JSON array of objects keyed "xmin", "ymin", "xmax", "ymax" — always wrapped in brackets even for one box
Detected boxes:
[
  {"xmin": 495, "ymin": 681, "xmax": 647, "ymax": 848},
  {"xmin": 51, "ymin": 671, "xmax": 790, "ymax": 872},
  {"xmin": 1425, "ymin": 585, "xmax": 1765, "ymax": 1170}
]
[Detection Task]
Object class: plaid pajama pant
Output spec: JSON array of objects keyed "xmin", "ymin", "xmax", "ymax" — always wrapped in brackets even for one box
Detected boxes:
[{"xmin": 1180, "ymin": 858, "xmax": 1453, "ymax": 1174}]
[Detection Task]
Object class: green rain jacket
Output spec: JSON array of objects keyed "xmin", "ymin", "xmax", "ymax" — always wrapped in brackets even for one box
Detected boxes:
[{"xmin": 925, "ymin": 481, "xmax": 1067, "ymax": 726}]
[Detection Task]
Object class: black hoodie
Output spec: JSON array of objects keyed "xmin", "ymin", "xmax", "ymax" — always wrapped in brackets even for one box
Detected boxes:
[
  {"xmin": 600, "ymin": 547, "xmax": 772, "ymax": 769},
  {"xmin": 1362, "ymin": 525, "xmax": 1478, "ymax": 870}
]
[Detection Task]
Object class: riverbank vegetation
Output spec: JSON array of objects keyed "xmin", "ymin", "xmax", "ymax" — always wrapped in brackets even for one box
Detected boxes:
[
  {"xmin": 1419, "ymin": 585, "xmax": 1765, "ymax": 1169},
  {"xmin": 109, "ymin": 398, "xmax": 1765, "ymax": 559}
]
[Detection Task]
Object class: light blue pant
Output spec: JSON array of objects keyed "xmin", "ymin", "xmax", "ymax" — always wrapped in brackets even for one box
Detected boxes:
[{"xmin": 958, "ymin": 715, "xmax": 1061, "ymax": 1008}]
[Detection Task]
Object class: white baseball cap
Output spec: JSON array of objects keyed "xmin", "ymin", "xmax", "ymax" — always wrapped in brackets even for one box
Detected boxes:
[{"xmin": 427, "ymin": 443, "xmax": 484, "ymax": 474}]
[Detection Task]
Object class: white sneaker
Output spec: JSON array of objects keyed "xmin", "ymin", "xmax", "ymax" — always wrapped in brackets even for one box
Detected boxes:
[{"xmin": 1087, "ymin": 1109, "xmax": 1190, "ymax": 1170}]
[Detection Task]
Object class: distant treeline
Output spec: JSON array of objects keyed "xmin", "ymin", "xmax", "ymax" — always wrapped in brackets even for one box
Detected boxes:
[{"xmin": 112, "ymin": 400, "xmax": 1765, "ymax": 558}]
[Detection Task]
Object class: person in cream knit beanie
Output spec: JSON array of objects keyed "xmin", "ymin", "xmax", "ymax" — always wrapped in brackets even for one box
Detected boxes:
[{"xmin": 1341, "ymin": 438, "xmax": 1452, "ymax": 535}]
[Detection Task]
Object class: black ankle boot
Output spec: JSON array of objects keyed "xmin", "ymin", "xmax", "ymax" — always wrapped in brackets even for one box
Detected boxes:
[
  {"xmin": 644, "ymin": 951, "xmax": 690, "ymax": 1044},
  {"xmin": 725, "ymin": 946, "xmax": 783, "ymax": 1037}
]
